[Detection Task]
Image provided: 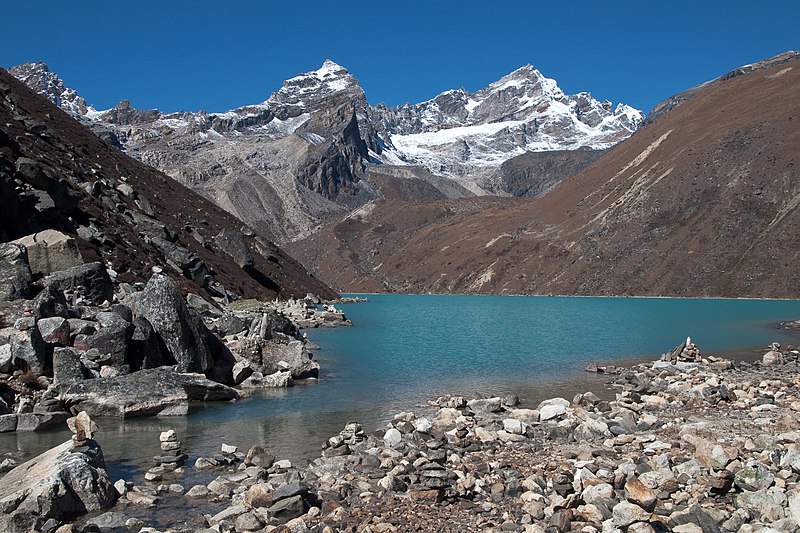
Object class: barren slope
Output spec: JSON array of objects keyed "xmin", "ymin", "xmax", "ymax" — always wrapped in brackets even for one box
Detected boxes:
[
  {"xmin": 0, "ymin": 69, "xmax": 337, "ymax": 300},
  {"xmin": 289, "ymin": 55, "xmax": 800, "ymax": 298}
]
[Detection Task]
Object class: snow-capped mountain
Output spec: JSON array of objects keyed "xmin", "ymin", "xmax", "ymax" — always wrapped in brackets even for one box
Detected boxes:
[
  {"xmin": 9, "ymin": 60, "xmax": 643, "ymax": 241},
  {"xmin": 373, "ymin": 65, "xmax": 642, "ymax": 179}
]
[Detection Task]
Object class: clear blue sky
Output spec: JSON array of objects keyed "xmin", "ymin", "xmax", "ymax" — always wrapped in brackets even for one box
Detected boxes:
[{"xmin": 2, "ymin": 1, "xmax": 798, "ymax": 115}]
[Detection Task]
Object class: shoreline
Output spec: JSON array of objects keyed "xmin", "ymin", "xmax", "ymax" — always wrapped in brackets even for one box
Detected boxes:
[{"xmin": 53, "ymin": 339, "xmax": 800, "ymax": 532}]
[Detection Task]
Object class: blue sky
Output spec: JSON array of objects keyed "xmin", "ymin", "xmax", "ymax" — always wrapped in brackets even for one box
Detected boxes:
[{"xmin": 2, "ymin": 1, "xmax": 798, "ymax": 115}]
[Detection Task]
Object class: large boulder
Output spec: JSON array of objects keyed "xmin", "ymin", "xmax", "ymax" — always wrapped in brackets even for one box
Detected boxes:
[
  {"xmin": 0, "ymin": 439, "xmax": 115, "ymax": 533},
  {"xmin": 14, "ymin": 157, "xmax": 82, "ymax": 214},
  {"xmin": 0, "ymin": 326, "xmax": 49, "ymax": 375},
  {"xmin": 215, "ymin": 228, "xmax": 255, "ymax": 273},
  {"xmin": 127, "ymin": 274, "xmax": 215, "ymax": 374},
  {"xmin": 42, "ymin": 262, "xmax": 114, "ymax": 306},
  {"xmin": 55, "ymin": 367, "xmax": 240, "ymax": 418},
  {"xmin": 11, "ymin": 230, "xmax": 83, "ymax": 276},
  {"xmin": 0, "ymin": 243, "xmax": 32, "ymax": 302},
  {"xmin": 30, "ymin": 284, "xmax": 70, "ymax": 319}
]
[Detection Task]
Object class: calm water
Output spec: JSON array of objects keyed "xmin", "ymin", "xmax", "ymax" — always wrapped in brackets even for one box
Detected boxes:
[{"xmin": 3, "ymin": 294, "xmax": 800, "ymax": 482}]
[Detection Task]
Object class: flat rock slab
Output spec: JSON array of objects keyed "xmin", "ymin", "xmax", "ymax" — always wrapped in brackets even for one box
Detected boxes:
[{"xmin": 57, "ymin": 367, "xmax": 240, "ymax": 418}]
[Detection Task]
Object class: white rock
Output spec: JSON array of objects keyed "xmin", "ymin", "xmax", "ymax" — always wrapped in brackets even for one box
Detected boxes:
[
  {"xmin": 414, "ymin": 417, "xmax": 432, "ymax": 433},
  {"xmin": 383, "ymin": 427, "xmax": 402, "ymax": 448},
  {"xmin": 539, "ymin": 404, "xmax": 567, "ymax": 421},
  {"xmin": 502, "ymin": 418, "xmax": 528, "ymax": 435}
]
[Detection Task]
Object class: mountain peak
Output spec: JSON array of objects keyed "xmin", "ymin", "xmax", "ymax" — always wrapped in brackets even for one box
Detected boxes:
[
  {"xmin": 9, "ymin": 61, "xmax": 94, "ymax": 117},
  {"xmin": 267, "ymin": 59, "xmax": 363, "ymax": 109}
]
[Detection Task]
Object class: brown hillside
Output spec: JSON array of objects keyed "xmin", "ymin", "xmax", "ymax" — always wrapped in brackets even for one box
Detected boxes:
[
  {"xmin": 0, "ymin": 69, "xmax": 337, "ymax": 300},
  {"xmin": 289, "ymin": 55, "xmax": 800, "ymax": 298}
]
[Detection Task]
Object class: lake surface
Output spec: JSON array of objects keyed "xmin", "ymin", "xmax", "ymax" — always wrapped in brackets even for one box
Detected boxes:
[{"xmin": 3, "ymin": 294, "xmax": 800, "ymax": 483}]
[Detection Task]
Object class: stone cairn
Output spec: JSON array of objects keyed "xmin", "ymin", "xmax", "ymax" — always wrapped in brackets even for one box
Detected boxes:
[
  {"xmin": 67, "ymin": 411, "xmax": 97, "ymax": 448},
  {"xmin": 145, "ymin": 429, "xmax": 187, "ymax": 482},
  {"xmin": 661, "ymin": 335, "xmax": 702, "ymax": 363}
]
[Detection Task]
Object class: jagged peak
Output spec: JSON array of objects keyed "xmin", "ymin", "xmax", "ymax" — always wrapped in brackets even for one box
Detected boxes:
[{"xmin": 267, "ymin": 59, "xmax": 363, "ymax": 108}]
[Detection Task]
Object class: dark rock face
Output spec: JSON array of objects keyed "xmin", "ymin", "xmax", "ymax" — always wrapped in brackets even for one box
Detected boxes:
[
  {"xmin": 295, "ymin": 107, "xmax": 370, "ymax": 200},
  {"xmin": 0, "ymin": 439, "xmax": 115, "ymax": 533},
  {"xmin": 215, "ymin": 228, "xmax": 255, "ymax": 273},
  {"xmin": 126, "ymin": 274, "xmax": 215, "ymax": 374},
  {"xmin": 31, "ymin": 284, "xmax": 69, "ymax": 319},
  {"xmin": 42, "ymin": 262, "xmax": 114, "ymax": 306},
  {"xmin": 0, "ymin": 244, "xmax": 32, "ymax": 301},
  {"xmin": 14, "ymin": 157, "xmax": 82, "ymax": 214},
  {"xmin": 73, "ymin": 315, "xmax": 133, "ymax": 368},
  {"xmin": 128, "ymin": 316, "xmax": 169, "ymax": 370},
  {"xmin": 482, "ymin": 149, "xmax": 607, "ymax": 197}
]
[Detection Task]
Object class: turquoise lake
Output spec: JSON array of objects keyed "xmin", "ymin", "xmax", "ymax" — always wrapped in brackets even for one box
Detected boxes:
[{"xmin": 4, "ymin": 294, "xmax": 800, "ymax": 480}]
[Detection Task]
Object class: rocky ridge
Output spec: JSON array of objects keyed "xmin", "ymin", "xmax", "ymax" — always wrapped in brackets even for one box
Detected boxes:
[{"xmin": 10, "ymin": 60, "xmax": 642, "ymax": 243}]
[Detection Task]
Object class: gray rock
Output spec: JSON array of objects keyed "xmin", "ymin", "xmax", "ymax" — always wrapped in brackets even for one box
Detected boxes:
[
  {"xmin": 73, "ymin": 317, "xmax": 133, "ymax": 368},
  {"xmin": 226, "ymin": 337, "xmax": 318, "ymax": 380},
  {"xmin": 57, "ymin": 367, "xmax": 239, "ymax": 418},
  {"xmin": 384, "ymin": 427, "xmax": 403, "ymax": 448},
  {"xmin": 30, "ymin": 284, "xmax": 69, "ymax": 319},
  {"xmin": 42, "ymin": 262, "xmax": 113, "ymax": 306},
  {"xmin": 85, "ymin": 511, "xmax": 130, "ymax": 533},
  {"xmin": 272, "ymin": 480, "xmax": 309, "ymax": 502},
  {"xmin": 232, "ymin": 360, "xmax": 253, "ymax": 385},
  {"xmin": 467, "ymin": 397, "xmax": 504, "ymax": 413},
  {"xmin": 215, "ymin": 228, "xmax": 255, "ymax": 273},
  {"xmin": 127, "ymin": 274, "xmax": 216, "ymax": 374},
  {"xmin": 267, "ymin": 494, "xmax": 306, "ymax": 521},
  {"xmin": 667, "ymin": 504, "xmax": 723, "ymax": 533},
  {"xmin": 0, "ymin": 414, "xmax": 18, "ymax": 432},
  {"xmin": 53, "ymin": 347, "xmax": 85, "ymax": 386},
  {"xmin": 734, "ymin": 463, "xmax": 775, "ymax": 492},
  {"xmin": 0, "ymin": 326, "xmax": 48, "ymax": 375},
  {"xmin": 612, "ymin": 501, "xmax": 652, "ymax": 527},
  {"xmin": 11, "ymin": 230, "xmax": 83, "ymax": 276},
  {"xmin": 0, "ymin": 439, "xmax": 115, "ymax": 533},
  {"xmin": 37, "ymin": 316, "xmax": 70, "ymax": 345},
  {"xmin": 0, "ymin": 343, "xmax": 14, "ymax": 373},
  {"xmin": 16, "ymin": 412, "xmax": 69, "ymax": 432},
  {"xmin": 0, "ymin": 243, "xmax": 32, "ymax": 301},
  {"xmin": 15, "ymin": 157, "xmax": 81, "ymax": 213}
]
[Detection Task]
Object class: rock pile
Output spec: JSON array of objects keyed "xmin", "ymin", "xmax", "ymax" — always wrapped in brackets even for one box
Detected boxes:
[
  {"xmin": 145, "ymin": 429, "xmax": 188, "ymax": 483},
  {"xmin": 0, "ymin": 250, "xmax": 326, "ymax": 431},
  {"xmin": 169, "ymin": 339, "xmax": 800, "ymax": 533}
]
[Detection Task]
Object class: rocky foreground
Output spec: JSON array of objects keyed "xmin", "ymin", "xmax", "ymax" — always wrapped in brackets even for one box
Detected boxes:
[{"xmin": 14, "ymin": 338, "xmax": 799, "ymax": 533}]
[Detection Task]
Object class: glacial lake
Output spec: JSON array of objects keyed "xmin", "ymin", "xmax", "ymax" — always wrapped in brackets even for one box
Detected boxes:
[{"xmin": 4, "ymin": 294, "xmax": 800, "ymax": 484}]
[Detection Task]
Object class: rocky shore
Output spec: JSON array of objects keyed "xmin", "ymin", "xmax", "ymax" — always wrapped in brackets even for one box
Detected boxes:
[
  {"xmin": 7, "ymin": 337, "xmax": 799, "ymax": 532},
  {"xmin": 0, "ymin": 237, "xmax": 351, "ymax": 434}
]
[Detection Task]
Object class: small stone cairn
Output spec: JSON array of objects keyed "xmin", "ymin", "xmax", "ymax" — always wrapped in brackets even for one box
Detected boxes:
[
  {"xmin": 145, "ymin": 429, "xmax": 187, "ymax": 482},
  {"xmin": 67, "ymin": 411, "xmax": 98, "ymax": 448},
  {"xmin": 661, "ymin": 335, "xmax": 702, "ymax": 363}
]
